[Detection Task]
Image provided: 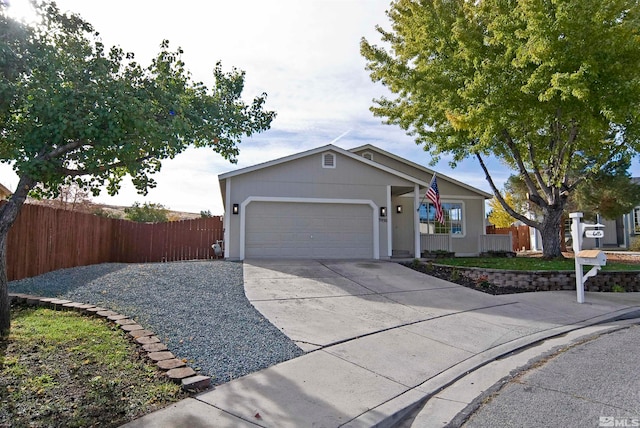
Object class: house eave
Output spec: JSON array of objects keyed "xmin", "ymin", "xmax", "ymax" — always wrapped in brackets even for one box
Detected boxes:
[
  {"xmin": 349, "ymin": 144, "xmax": 493, "ymax": 199},
  {"xmin": 217, "ymin": 144, "xmax": 432, "ymax": 188}
]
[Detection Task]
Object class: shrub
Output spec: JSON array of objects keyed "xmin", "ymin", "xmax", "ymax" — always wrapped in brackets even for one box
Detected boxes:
[
  {"xmin": 629, "ymin": 236, "xmax": 640, "ymax": 252},
  {"xmin": 475, "ymin": 274, "xmax": 491, "ymax": 288}
]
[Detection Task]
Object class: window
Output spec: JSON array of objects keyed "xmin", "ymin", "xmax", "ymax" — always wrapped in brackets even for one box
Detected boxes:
[
  {"xmin": 419, "ymin": 201, "xmax": 464, "ymax": 236},
  {"xmin": 362, "ymin": 152, "xmax": 373, "ymax": 161},
  {"xmin": 634, "ymin": 207, "xmax": 640, "ymax": 234},
  {"xmin": 322, "ymin": 152, "xmax": 336, "ymax": 168}
]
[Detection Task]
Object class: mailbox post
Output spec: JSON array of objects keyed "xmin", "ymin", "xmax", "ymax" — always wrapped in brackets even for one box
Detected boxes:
[{"xmin": 569, "ymin": 212, "xmax": 606, "ymax": 303}]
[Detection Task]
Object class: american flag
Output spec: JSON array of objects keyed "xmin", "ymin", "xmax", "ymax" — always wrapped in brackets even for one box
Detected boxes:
[{"xmin": 426, "ymin": 175, "xmax": 445, "ymax": 225}]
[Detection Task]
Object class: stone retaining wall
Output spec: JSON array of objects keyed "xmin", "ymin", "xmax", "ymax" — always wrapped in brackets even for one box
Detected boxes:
[{"xmin": 441, "ymin": 265, "xmax": 640, "ymax": 292}]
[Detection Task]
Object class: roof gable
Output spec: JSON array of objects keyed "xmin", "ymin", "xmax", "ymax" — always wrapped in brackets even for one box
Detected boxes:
[
  {"xmin": 349, "ymin": 144, "xmax": 492, "ymax": 198},
  {"xmin": 219, "ymin": 143, "xmax": 492, "ymax": 200},
  {"xmin": 219, "ymin": 144, "xmax": 431, "ymax": 187}
]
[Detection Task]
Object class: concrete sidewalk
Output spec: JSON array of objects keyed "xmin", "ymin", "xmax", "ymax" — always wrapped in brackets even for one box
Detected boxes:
[{"xmin": 122, "ymin": 260, "xmax": 640, "ymax": 427}]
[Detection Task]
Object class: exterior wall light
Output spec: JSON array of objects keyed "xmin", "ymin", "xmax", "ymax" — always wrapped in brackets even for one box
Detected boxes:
[
  {"xmin": 380, "ymin": 206, "xmax": 387, "ymax": 217},
  {"xmin": 396, "ymin": 205, "xmax": 403, "ymax": 214},
  {"xmin": 232, "ymin": 204, "xmax": 239, "ymax": 215}
]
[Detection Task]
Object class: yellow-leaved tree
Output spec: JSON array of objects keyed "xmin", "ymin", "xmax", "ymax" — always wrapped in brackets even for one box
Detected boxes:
[{"xmin": 487, "ymin": 193, "xmax": 518, "ymax": 228}]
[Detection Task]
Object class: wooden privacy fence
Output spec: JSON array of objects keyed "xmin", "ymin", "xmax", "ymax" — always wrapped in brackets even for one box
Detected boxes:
[
  {"xmin": 5, "ymin": 202, "xmax": 224, "ymax": 281},
  {"xmin": 486, "ymin": 225, "xmax": 531, "ymax": 252}
]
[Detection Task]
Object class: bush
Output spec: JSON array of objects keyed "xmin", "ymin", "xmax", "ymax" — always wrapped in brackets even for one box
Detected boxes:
[
  {"xmin": 124, "ymin": 202, "xmax": 169, "ymax": 223},
  {"xmin": 629, "ymin": 236, "xmax": 640, "ymax": 252}
]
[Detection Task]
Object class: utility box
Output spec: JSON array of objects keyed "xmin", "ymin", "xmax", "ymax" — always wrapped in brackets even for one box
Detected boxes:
[{"xmin": 576, "ymin": 250, "xmax": 607, "ymax": 267}]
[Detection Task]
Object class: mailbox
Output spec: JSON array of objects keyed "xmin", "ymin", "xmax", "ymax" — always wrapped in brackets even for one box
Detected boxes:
[
  {"xmin": 576, "ymin": 249, "xmax": 606, "ymax": 267},
  {"xmin": 584, "ymin": 229, "xmax": 604, "ymax": 239}
]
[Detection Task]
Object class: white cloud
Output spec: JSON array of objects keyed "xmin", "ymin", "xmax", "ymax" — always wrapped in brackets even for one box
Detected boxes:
[{"xmin": 6, "ymin": 0, "xmax": 639, "ymax": 215}]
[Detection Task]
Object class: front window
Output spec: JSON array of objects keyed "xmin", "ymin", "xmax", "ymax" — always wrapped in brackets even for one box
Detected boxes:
[
  {"xmin": 634, "ymin": 207, "xmax": 640, "ymax": 234},
  {"xmin": 419, "ymin": 201, "xmax": 464, "ymax": 235}
]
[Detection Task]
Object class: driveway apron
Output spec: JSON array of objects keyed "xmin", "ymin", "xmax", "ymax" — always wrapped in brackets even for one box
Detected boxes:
[{"xmin": 122, "ymin": 259, "xmax": 640, "ymax": 428}]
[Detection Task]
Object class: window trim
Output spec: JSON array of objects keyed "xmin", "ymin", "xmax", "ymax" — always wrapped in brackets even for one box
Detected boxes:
[{"xmin": 419, "ymin": 200, "xmax": 466, "ymax": 238}]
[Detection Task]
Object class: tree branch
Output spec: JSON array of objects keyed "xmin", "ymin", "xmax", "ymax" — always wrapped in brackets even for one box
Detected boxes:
[
  {"xmin": 475, "ymin": 152, "xmax": 540, "ymax": 229},
  {"xmin": 526, "ymin": 140, "xmax": 553, "ymax": 201},
  {"xmin": 501, "ymin": 129, "xmax": 545, "ymax": 204},
  {"xmin": 57, "ymin": 155, "xmax": 155, "ymax": 177},
  {"xmin": 35, "ymin": 140, "xmax": 87, "ymax": 161}
]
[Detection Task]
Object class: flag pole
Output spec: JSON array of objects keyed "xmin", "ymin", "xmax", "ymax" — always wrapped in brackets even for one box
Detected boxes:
[{"xmin": 418, "ymin": 172, "xmax": 437, "ymax": 211}]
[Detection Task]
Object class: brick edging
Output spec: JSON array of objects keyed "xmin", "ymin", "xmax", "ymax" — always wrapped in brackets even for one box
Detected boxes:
[{"xmin": 8, "ymin": 293, "xmax": 211, "ymax": 392}]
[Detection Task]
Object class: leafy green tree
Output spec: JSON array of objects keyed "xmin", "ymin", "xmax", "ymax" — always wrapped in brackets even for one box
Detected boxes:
[
  {"xmin": 361, "ymin": 0, "xmax": 640, "ymax": 259},
  {"xmin": 506, "ymin": 157, "xmax": 640, "ymax": 220},
  {"xmin": 0, "ymin": 2, "xmax": 275, "ymax": 336},
  {"xmin": 199, "ymin": 209, "xmax": 213, "ymax": 218},
  {"xmin": 124, "ymin": 202, "xmax": 169, "ymax": 223},
  {"xmin": 570, "ymin": 157, "xmax": 640, "ymax": 220}
]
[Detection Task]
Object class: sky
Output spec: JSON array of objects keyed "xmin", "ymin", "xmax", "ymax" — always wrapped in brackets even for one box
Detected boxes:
[{"xmin": 3, "ymin": 0, "xmax": 637, "ymax": 215}]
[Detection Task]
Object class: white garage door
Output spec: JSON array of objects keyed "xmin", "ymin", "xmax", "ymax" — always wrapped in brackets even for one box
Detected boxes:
[{"xmin": 245, "ymin": 202, "xmax": 374, "ymax": 259}]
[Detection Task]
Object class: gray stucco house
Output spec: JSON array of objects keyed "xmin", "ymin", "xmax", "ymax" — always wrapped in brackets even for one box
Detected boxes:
[{"xmin": 218, "ymin": 144, "xmax": 506, "ymax": 260}]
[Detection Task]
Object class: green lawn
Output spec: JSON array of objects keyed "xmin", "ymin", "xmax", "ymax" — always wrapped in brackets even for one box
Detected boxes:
[
  {"xmin": 433, "ymin": 257, "xmax": 640, "ymax": 271},
  {"xmin": 1, "ymin": 306, "xmax": 186, "ymax": 428}
]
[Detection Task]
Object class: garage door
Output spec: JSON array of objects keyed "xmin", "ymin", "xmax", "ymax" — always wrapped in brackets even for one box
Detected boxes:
[{"xmin": 245, "ymin": 202, "xmax": 374, "ymax": 259}]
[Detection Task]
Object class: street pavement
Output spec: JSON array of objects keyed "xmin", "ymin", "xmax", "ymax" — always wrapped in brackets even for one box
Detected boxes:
[
  {"xmin": 399, "ymin": 317, "xmax": 640, "ymax": 427},
  {"xmin": 458, "ymin": 323, "xmax": 640, "ymax": 428},
  {"xmin": 121, "ymin": 259, "xmax": 640, "ymax": 428}
]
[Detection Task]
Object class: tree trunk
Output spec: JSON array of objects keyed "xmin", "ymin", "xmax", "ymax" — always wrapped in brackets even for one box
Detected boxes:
[
  {"xmin": 539, "ymin": 206, "xmax": 565, "ymax": 259},
  {"xmin": 0, "ymin": 229, "xmax": 10, "ymax": 337},
  {"xmin": 0, "ymin": 176, "xmax": 35, "ymax": 337}
]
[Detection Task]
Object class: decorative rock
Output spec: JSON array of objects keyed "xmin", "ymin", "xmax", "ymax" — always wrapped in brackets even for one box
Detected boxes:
[
  {"xmin": 134, "ymin": 335, "xmax": 160, "ymax": 345},
  {"xmin": 120, "ymin": 324, "xmax": 144, "ymax": 332},
  {"xmin": 50, "ymin": 299, "xmax": 72, "ymax": 309},
  {"xmin": 147, "ymin": 351, "xmax": 175, "ymax": 362},
  {"xmin": 166, "ymin": 367, "xmax": 196, "ymax": 383},
  {"xmin": 26, "ymin": 296, "xmax": 41, "ymax": 305},
  {"xmin": 62, "ymin": 302, "xmax": 85, "ymax": 310},
  {"xmin": 75, "ymin": 304, "xmax": 96, "ymax": 312},
  {"xmin": 181, "ymin": 375, "xmax": 211, "ymax": 391},
  {"xmin": 142, "ymin": 343, "xmax": 168, "ymax": 352},
  {"xmin": 12, "ymin": 294, "xmax": 30, "ymax": 303},
  {"xmin": 107, "ymin": 314, "xmax": 128, "ymax": 321},
  {"xmin": 128, "ymin": 329, "xmax": 154, "ymax": 339},
  {"xmin": 157, "ymin": 358, "xmax": 186, "ymax": 370},
  {"xmin": 96, "ymin": 310, "xmax": 119, "ymax": 317},
  {"xmin": 115, "ymin": 318, "xmax": 137, "ymax": 326}
]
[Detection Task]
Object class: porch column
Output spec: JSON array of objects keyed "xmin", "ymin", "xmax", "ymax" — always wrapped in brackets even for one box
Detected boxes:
[
  {"xmin": 414, "ymin": 183, "xmax": 421, "ymax": 258},
  {"xmin": 224, "ymin": 178, "xmax": 231, "ymax": 259},
  {"xmin": 387, "ymin": 185, "xmax": 392, "ymax": 258}
]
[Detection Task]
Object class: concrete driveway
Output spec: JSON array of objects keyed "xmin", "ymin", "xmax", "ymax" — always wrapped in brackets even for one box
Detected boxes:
[{"xmin": 124, "ymin": 259, "xmax": 640, "ymax": 428}]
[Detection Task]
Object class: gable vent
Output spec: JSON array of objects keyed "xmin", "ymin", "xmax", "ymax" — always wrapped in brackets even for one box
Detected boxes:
[
  {"xmin": 362, "ymin": 152, "xmax": 373, "ymax": 161},
  {"xmin": 322, "ymin": 152, "xmax": 336, "ymax": 168}
]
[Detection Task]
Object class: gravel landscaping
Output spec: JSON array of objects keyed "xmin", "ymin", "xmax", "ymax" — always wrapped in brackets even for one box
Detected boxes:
[{"xmin": 9, "ymin": 261, "xmax": 304, "ymax": 385}]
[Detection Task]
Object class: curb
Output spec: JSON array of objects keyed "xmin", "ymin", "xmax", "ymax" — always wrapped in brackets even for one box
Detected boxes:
[
  {"xmin": 8, "ymin": 293, "xmax": 211, "ymax": 393},
  {"xmin": 373, "ymin": 307, "xmax": 640, "ymax": 428}
]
